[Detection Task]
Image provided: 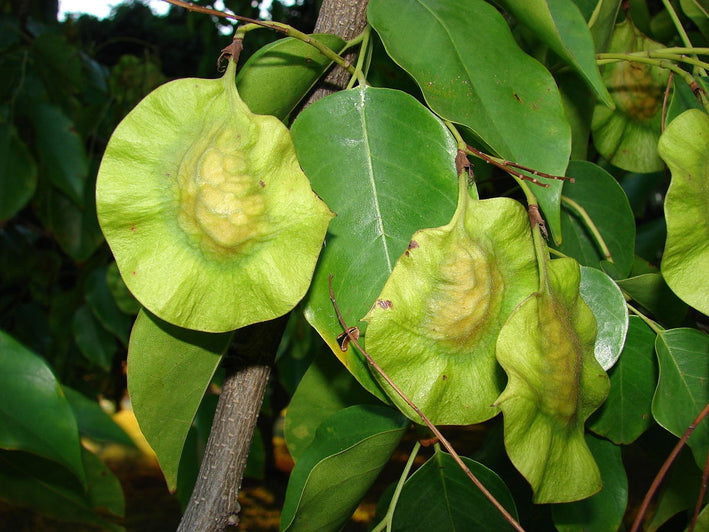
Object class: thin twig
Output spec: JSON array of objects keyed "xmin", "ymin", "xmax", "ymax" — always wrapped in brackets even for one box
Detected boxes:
[
  {"xmin": 466, "ymin": 145, "xmax": 572, "ymax": 188},
  {"xmin": 328, "ymin": 275, "xmax": 525, "ymax": 532},
  {"xmin": 630, "ymin": 402, "xmax": 709, "ymax": 532},
  {"xmin": 661, "ymin": 71, "xmax": 674, "ymax": 131},
  {"xmin": 689, "ymin": 449, "xmax": 709, "ymax": 532}
]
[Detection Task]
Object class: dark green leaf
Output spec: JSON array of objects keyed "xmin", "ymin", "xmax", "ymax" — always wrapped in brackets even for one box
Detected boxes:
[
  {"xmin": 579, "ymin": 266, "xmax": 629, "ymax": 370},
  {"xmin": 0, "ymin": 122, "xmax": 37, "ymax": 221},
  {"xmin": 0, "ymin": 449, "xmax": 124, "ymax": 531},
  {"xmin": 556, "ymin": 160, "xmax": 635, "ymax": 277},
  {"xmin": 63, "ymin": 386, "xmax": 135, "ymax": 447},
  {"xmin": 106, "ymin": 262, "xmax": 140, "ymax": 315},
  {"xmin": 653, "ymin": 328, "xmax": 709, "ymax": 468},
  {"xmin": 590, "ymin": 317, "xmax": 658, "ymax": 443},
  {"xmin": 552, "ymin": 433, "xmax": 628, "ymax": 532},
  {"xmin": 236, "ymin": 34, "xmax": 346, "ymax": 120},
  {"xmin": 368, "ymin": 0, "xmax": 571, "ymax": 242},
  {"xmin": 496, "ymin": 0, "xmax": 613, "ymax": 106},
  {"xmin": 128, "ymin": 310, "xmax": 230, "ymax": 491},
  {"xmin": 31, "ymin": 104, "xmax": 88, "ymax": 206},
  {"xmin": 586, "ymin": 0, "xmax": 622, "ymax": 52},
  {"xmin": 0, "ymin": 330, "xmax": 86, "ymax": 486},
  {"xmin": 391, "ymin": 450, "xmax": 518, "ymax": 530},
  {"xmin": 72, "ymin": 304, "xmax": 117, "ymax": 371},
  {"xmin": 616, "ymin": 273, "xmax": 688, "ymax": 327},
  {"xmin": 280, "ymin": 404, "xmax": 409, "ymax": 531},
  {"xmin": 85, "ymin": 266, "xmax": 133, "ymax": 346},
  {"xmin": 291, "ymin": 86, "xmax": 458, "ymax": 399},
  {"xmin": 285, "ymin": 350, "xmax": 379, "ymax": 461}
]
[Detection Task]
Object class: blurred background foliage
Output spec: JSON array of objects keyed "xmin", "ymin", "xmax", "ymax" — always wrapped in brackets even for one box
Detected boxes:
[{"xmin": 0, "ymin": 1, "xmax": 317, "ymax": 530}]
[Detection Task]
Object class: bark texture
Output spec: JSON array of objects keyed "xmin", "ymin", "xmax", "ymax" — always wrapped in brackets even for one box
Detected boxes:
[
  {"xmin": 177, "ymin": 319, "xmax": 286, "ymax": 532},
  {"xmin": 306, "ymin": 0, "xmax": 370, "ymax": 104}
]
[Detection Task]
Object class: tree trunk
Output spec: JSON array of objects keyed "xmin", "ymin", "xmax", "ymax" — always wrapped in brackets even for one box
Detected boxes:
[
  {"xmin": 306, "ymin": 0, "xmax": 370, "ymax": 104},
  {"xmin": 177, "ymin": 2, "xmax": 369, "ymax": 530}
]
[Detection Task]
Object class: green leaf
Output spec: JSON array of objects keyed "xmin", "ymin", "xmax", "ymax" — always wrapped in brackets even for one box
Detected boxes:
[
  {"xmin": 31, "ymin": 104, "xmax": 88, "ymax": 206},
  {"xmin": 391, "ymin": 450, "xmax": 518, "ymax": 530},
  {"xmin": 0, "ymin": 449, "xmax": 124, "ymax": 532},
  {"xmin": 496, "ymin": 0, "xmax": 613, "ymax": 107},
  {"xmin": 495, "ymin": 258, "xmax": 610, "ymax": 503},
  {"xmin": 280, "ymin": 404, "xmax": 408, "ymax": 531},
  {"xmin": 0, "ymin": 330, "xmax": 86, "ymax": 487},
  {"xmin": 72, "ymin": 304, "xmax": 117, "ymax": 371},
  {"xmin": 653, "ymin": 328, "xmax": 709, "ymax": 468},
  {"xmin": 592, "ymin": 19, "xmax": 669, "ymax": 173},
  {"xmin": 63, "ymin": 386, "xmax": 135, "ymax": 447},
  {"xmin": 658, "ymin": 109, "xmax": 709, "ymax": 316},
  {"xmin": 616, "ymin": 272, "xmax": 688, "ymax": 327},
  {"xmin": 590, "ymin": 317, "xmax": 658, "ymax": 443},
  {"xmin": 368, "ymin": 0, "xmax": 571, "ymax": 242},
  {"xmin": 291, "ymin": 86, "xmax": 458, "ymax": 399},
  {"xmin": 285, "ymin": 350, "xmax": 379, "ymax": 461},
  {"xmin": 0, "ymin": 121, "xmax": 37, "ymax": 221},
  {"xmin": 106, "ymin": 261, "xmax": 140, "ymax": 315},
  {"xmin": 363, "ymin": 181, "xmax": 538, "ymax": 425},
  {"xmin": 579, "ymin": 266, "xmax": 628, "ymax": 370},
  {"xmin": 666, "ymin": 77, "xmax": 704, "ymax": 125},
  {"xmin": 128, "ymin": 310, "xmax": 230, "ymax": 491},
  {"xmin": 236, "ymin": 34, "xmax": 346, "ymax": 120},
  {"xmin": 680, "ymin": 0, "xmax": 709, "ymax": 40},
  {"xmin": 555, "ymin": 161, "xmax": 635, "ymax": 277},
  {"xmin": 85, "ymin": 266, "xmax": 132, "ymax": 346},
  {"xmin": 587, "ymin": 0, "xmax": 623, "ymax": 52},
  {"xmin": 97, "ymin": 60, "xmax": 332, "ymax": 332},
  {"xmin": 552, "ymin": 433, "xmax": 628, "ymax": 532}
]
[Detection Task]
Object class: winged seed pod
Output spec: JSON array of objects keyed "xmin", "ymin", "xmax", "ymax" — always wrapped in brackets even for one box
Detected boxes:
[
  {"xmin": 363, "ymin": 175, "xmax": 539, "ymax": 425},
  {"xmin": 96, "ymin": 59, "xmax": 333, "ymax": 332}
]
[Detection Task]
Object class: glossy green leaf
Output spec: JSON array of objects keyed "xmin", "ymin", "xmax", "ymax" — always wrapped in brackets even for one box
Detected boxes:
[
  {"xmin": 592, "ymin": 19, "xmax": 669, "ymax": 172},
  {"xmin": 559, "ymin": 72, "xmax": 595, "ymax": 160},
  {"xmin": 0, "ymin": 122, "xmax": 37, "ymax": 221},
  {"xmin": 72, "ymin": 304, "xmax": 117, "ymax": 371},
  {"xmin": 391, "ymin": 450, "xmax": 518, "ymax": 530},
  {"xmin": 658, "ymin": 109, "xmax": 709, "ymax": 315},
  {"xmin": 590, "ymin": 317, "xmax": 658, "ymax": 443},
  {"xmin": 552, "ymin": 433, "xmax": 628, "ymax": 532},
  {"xmin": 128, "ymin": 310, "xmax": 230, "ymax": 491},
  {"xmin": 680, "ymin": 0, "xmax": 709, "ymax": 40},
  {"xmin": 63, "ymin": 386, "xmax": 135, "ymax": 447},
  {"xmin": 291, "ymin": 86, "xmax": 458, "ymax": 399},
  {"xmin": 97, "ymin": 60, "xmax": 332, "ymax": 332},
  {"xmin": 616, "ymin": 272, "xmax": 688, "ymax": 327},
  {"xmin": 653, "ymin": 328, "xmax": 709, "ymax": 468},
  {"xmin": 369, "ymin": 0, "xmax": 571, "ymax": 242},
  {"xmin": 666, "ymin": 77, "xmax": 704, "ymax": 125},
  {"xmin": 363, "ymin": 180, "xmax": 538, "ymax": 425},
  {"xmin": 285, "ymin": 350, "xmax": 379, "ymax": 461},
  {"xmin": 85, "ymin": 266, "xmax": 132, "ymax": 346},
  {"xmin": 32, "ymin": 103, "xmax": 88, "ymax": 206},
  {"xmin": 579, "ymin": 266, "xmax": 628, "ymax": 370},
  {"xmin": 236, "ymin": 34, "xmax": 346, "ymax": 120},
  {"xmin": 496, "ymin": 0, "xmax": 613, "ymax": 106},
  {"xmin": 106, "ymin": 261, "xmax": 140, "ymax": 315},
  {"xmin": 495, "ymin": 258, "xmax": 610, "ymax": 503},
  {"xmin": 0, "ymin": 330, "xmax": 86, "ymax": 487},
  {"xmin": 556, "ymin": 161, "xmax": 635, "ymax": 277},
  {"xmin": 280, "ymin": 404, "xmax": 408, "ymax": 531}
]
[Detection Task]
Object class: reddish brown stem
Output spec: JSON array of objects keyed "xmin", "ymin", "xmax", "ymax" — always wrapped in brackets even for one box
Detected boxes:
[
  {"xmin": 689, "ymin": 446, "xmax": 709, "ymax": 532},
  {"xmin": 465, "ymin": 145, "xmax": 573, "ymax": 188},
  {"xmin": 631, "ymin": 402, "xmax": 709, "ymax": 532},
  {"xmin": 328, "ymin": 275, "xmax": 525, "ymax": 532},
  {"xmin": 662, "ymin": 71, "xmax": 674, "ymax": 131},
  {"xmin": 162, "ymin": 0, "xmax": 287, "ymax": 33}
]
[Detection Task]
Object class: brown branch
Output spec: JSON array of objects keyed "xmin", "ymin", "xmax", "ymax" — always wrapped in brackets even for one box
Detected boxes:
[
  {"xmin": 662, "ymin": 71, "xmax": 674, "ymax": 131},
  {"xmin": 328, "ymin": 275, "xmax": 525, "ymax": 532},
  {"xmin": 689, "ymin": 449, "xmax": 709, "ymax": 532},
  {"xmin": 162, "ymin": 0, "xmax": 287, "ymax": 33},
  {"xmin": 465, "ymin": 145, "xmax": 573, "ymax": 188},
  {"xmin": 631, "ymin": 402, "xmax": 709, "ymax": 532}
]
